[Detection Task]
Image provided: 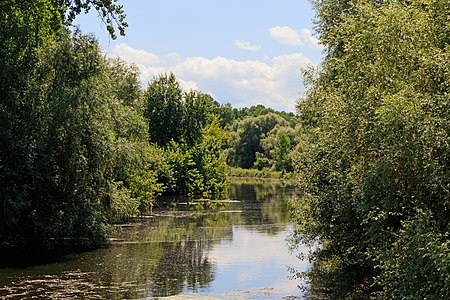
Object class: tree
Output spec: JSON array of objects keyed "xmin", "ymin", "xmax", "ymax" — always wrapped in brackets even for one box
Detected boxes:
[
  {"xmin": 227, "ymin": 113, "xmax": 289, "ymax": 168},
  {"xmin": 2, "ymin": 34, "xmax": 104, "ymax": 243},
  {"xmin": 292, "ymin": 0, "xmax": 450, "ymax": 298},
  {"xmin": 63, "ymin": 0, "xmax": 128, "ymax": 39},
  {"xmin": 0, "ymin": 0, "xmax": 127, "ymax": 42},
  {"xmin": 0, "ymin": 29, "xmax": 158, "ymax": 245},
  {"xmin": 215, "ymin": 102, "xmax": 236, "ymax": 127},
  {"xmin": 259, "ymin": 125, "xmax": 296, "ymax": 171},
  {"xmin": 144, "ymin": 73, "xmax": 218, "ymax": 147},
  {"xmin": 143, "ymin": 73, "xmax": 227, "ymax": 196},
  {"xmin": 193, "ymin": 117, "xmax": 227, "ymax": 195},
  {"xmin": 274, "ymin": 131, "xmax": 292, "ymax": 172},
  {"xmin": 183, "ymin": 91, "xmax": 216, "ymax": 146},
  {"xmin": 144, "ymin": 73, "xmax": 184, "ymax": 146}
]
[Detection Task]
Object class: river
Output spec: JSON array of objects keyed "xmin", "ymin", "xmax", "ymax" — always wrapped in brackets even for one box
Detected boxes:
[{"xmin": 0, "ymin": 179, "xmax": 312, "ymax": 299}]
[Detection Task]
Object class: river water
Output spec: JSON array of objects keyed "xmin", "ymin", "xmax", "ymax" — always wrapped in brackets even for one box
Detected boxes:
[{"xmin": 0, "ymin": 179, "xmax": 312, "ymax": 299}]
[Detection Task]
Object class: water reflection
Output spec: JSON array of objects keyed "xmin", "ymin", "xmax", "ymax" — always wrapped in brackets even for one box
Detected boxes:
[{"xmin": 0, "ymin": 179, "xmax": 310, "ymax": 299}]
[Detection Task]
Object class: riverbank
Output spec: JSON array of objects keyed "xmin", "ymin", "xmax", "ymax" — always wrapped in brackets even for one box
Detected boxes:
[{"xmin": 227, "ymin": 167, "xmax": 295, "ymax": 180}]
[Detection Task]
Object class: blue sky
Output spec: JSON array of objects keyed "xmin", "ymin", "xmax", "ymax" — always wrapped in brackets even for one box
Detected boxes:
[{"xmin": 74, "ymin": 1, "xmax": 323, "ymax": 112}]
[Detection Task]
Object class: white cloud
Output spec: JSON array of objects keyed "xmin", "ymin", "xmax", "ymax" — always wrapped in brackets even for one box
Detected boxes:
[
  {"xmin": 269, "ymin": 26, "xmax": 323, "ymax": 49},
  {"xmin": 109, "ymin": 43, "xmax": 313, "ymax": 112},
  {"xmin": 112, "ymin": 43, "xmax": 160, "ymax": 65},
  {"xmin": 269, "ymin": 26, "xmax": 301, "ymax": 46},
  {"xmin": 300, "ymin": 28, "xmax": 322, "ymax": 49},
  {"xmin": 234, "ymin": 40, "xmax": 261, "ymax": 52},
  {"xmin": 178, "ymin": 79, "xmax": 199, "ymax": 92},
  {"xmin": 164, "ymin": 52, "xmax": 183, "ymax": 63}
]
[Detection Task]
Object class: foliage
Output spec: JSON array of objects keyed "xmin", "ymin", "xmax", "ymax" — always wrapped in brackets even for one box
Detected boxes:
[
  {"xmin": 274, "ymin": 131, "xmax": 292, "ymax": 172},
  {"xmin": 163, "ymin": 118, "xmax": 227, "ymax": 196},
  {"xmin": 164, "ymin": 142, "xmax": 204, "ymax": 195},
  {"xmin": 1, "ymin": 34, "xmax": 106, "ymax": 244},
  {"xmin": 0, "ymin": 0, "xmax": 127, "ymax": 41},
  {"xmin": 143, "ymin": 74, "xmax": 227, "ymax": 196},
  {"xmin": 0, "ymin": 26, "xmax": 158, "ymax": 244},
  {"xmin": 0, "ymin": 1, "xmax": 228, "ymax": 248},
  {"xmin": 144, "ymin": 73, "xmax": 217, "ymax": 147},
  {"xmin": 259, "ymin": 125, "xmax": 296, "ymax": 172},
  {"xmin": 144, "ymin": 73, "xmax": 184, "ymax": 146},
  {"xmin": 222, "ymin": 104, "xmax": 299, "ymax": 172},
  {"xmin": 183, "ymin": 91, "xmax": 217, "ymax": 146},
  {"xmin": 129, "ymin": 168, "xmax": 164, "ymax": 215},
  {"xmin": 292, "ymin": 0, "xmax": 450, "ymax": 298},
  {"xmin": 227, "ymin": 113, "xmax": 289, "ymax": 168},
  {"xmin": 194, "ymin": 117, "xmax": 228, "ymax": 194},
  {"xmin": 63, "ymin": 0, "xmax": 128, "ymax": 39},
  {"xmin": 375, "ymin": 209, "xmax": 450, "ymax": 300},
  {"xmin": 214, "ymin": 102, "xmax": 236, "ymax": 127},
  {"xmin": 253, "ymin": 154, "xmax": 271, "ymax": 171}
]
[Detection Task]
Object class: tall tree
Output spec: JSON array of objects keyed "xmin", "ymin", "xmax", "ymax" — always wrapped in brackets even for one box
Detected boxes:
[
  {"xmin": 293, "ymin": 0, "xmax": 450, "ymax": 298},
  {"xmin": 143, "ymin": 73, "xmax": 217, "ymax": 147},
  {"xmin": 183, "ymin": 91, "xmax": 216, "ymax": 146},
  {"xmin": 143, "ymin": 73, "xmax": 184, "ymax": 146}
]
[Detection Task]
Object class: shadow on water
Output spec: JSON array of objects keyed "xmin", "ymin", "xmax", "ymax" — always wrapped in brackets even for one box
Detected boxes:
[
  {"xmin": 0, "ymin": 179, "xmax": 311, "ymax": 299},
  {"xmin": 0, "ymin": 247, "xmax": 75, "ymax": 269}
]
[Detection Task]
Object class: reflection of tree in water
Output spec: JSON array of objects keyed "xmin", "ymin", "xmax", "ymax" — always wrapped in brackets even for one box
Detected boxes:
[
  {"xmin": 227, "ymin": 180, "xmax": 299, "ymax": 233},
  {"xmin": 0, "ymin": 181, "xmax": 296, "ymax": 299},
  {"xmin": 0, "ymin": 212, "xmax": 234, "ymax": 299},
  {"xmin": 151, "ymin": 239, "xmax": 214, "ymax": 297},
  {"xmin": 109, "ymin": 213, "xmax": 233, "ymax": 298}
]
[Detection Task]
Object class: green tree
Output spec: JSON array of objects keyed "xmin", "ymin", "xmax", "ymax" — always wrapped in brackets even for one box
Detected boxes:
[
  {"xmin": 143, "ymin": 73, "xmax": 227, "ymax": 196},
  {"xmin": 183, "ymin": 91, "xmax": 216, "ymax": 146},
  {"xmin": 144, "ymin": 73, "xmax": 184, "ymax": 146},
  {"xmin": 193, "ymin": 117, "xmax": 227, "ymax": 195},
  {"xmin": 227, "ymin": 113, "xmax": 289, "ymax": 168},
  {"xmin": 0, "ymin": 0, "xmax": 166, "ymax": 247},
  {"xmin": 144, "ymin": 74, "xmax": 218, "ymax": 148},
  {"xmin": 259, "ymin": 125, "xmax": 296, "ymax": 170},
  {"xmin": 292, "ymin": 0, "xmax": 450, "ymax": 298},
  {"xmin": 0, "ymin": 30, "xmax": 157, "ymax": 245},
  {"xmin": 215, "ymin": 102, "xmax": 236, "ymax": 127},
  {"xmin": 274, "ymin": 131, "xmax": 292, "ymax": 172},
  {"xmin": 4, "ymin": 34, "xmax": 114, "ymax": 244},
  {"xmin": 63, "ymin": 0, "xmax": 128, "ymax": 39},
  {"xmin": 100, "ymin": 59, "xmax": 167, "ymax": 221}
]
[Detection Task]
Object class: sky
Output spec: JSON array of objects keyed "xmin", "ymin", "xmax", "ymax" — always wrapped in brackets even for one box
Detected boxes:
[{"xmin": 74, "ymin": 1, "xmax": 323, "ymax": 112}]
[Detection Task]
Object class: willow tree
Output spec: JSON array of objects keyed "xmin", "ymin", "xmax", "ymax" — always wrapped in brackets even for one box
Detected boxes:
[
  {"xmin": 292, "ymin": 1, "xmax": 450, "ymax": 298},
  {"xmin": 0, "ymin": 0, "xmax": 147, "ymax": 247}
]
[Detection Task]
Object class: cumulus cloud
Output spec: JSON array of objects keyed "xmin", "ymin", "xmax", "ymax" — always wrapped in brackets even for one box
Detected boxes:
[
  {"xmin": 234, "ymin": 40, "xmax": 261, "ymax": 52},
  {"xmin": 300, "ymin": 28, "xmax": 322, "ymax": 49},
  {"xmin": 269, "ymin": 26, "xmax": 323, "ymax": 49},
  {"xmin": 268, "ymin": 26, "xmax": 301, "ymax": 46},
  {"xmin": 109, "ymin": 43, "xmax": 313, "ymax": 112},
  {"xmin": 112, "ymin": 43, "xmax": 160, "ymax": 65}
]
